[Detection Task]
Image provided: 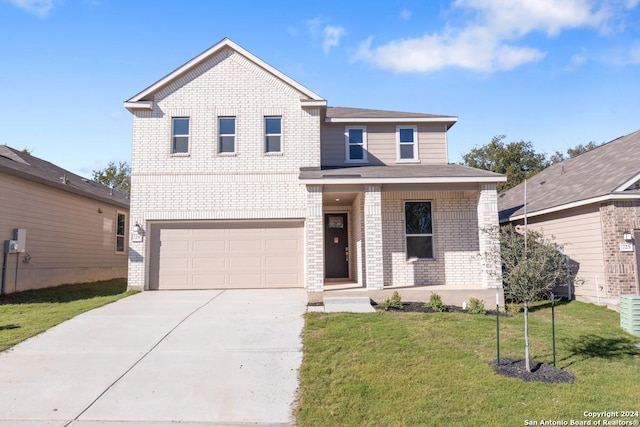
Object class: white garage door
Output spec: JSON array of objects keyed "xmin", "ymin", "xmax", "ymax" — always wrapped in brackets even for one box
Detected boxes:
[{"xmin": 149, "ymin": 221, "xmax": 304, "ymax": 290}]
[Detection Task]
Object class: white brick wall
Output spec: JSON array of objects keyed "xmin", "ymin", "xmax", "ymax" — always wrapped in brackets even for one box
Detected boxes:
[
  {"xmin": 128, "ymin": 48, "xmax": 320, "ymax": 290},
  {"xmin": 477, "ymin": 183, "xmax": 502, "ymax": 288},
  {"xmin": 305, "ymin": 185, "xmax": 324, "ymax": 292},
  {"xmin": 378, "ymin": 190, "xmax": 483, "ymax": 287},
  {"xmin": 364, "ymin": 185, "xmax": 384, "ymax": 290}
]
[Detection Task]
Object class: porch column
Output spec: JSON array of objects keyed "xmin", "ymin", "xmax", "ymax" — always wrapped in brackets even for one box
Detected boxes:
[
  {"xmin": 364, "ymin": 185, "xmax": 384, "ymax": 290},
  {"xmin": 305, "ymin": 185, "xmax": 324, "ymax": 292},
  {"xmin": 477, "ymin": 183, "xmax": 502, "ymax": 289}
]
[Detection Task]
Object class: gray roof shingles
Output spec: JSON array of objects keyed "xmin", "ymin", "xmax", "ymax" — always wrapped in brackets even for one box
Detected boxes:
[
  {"xmin": 0, "ymin": 146, "xmax": 129, "ymax": 208},
  {"xmin": 300, "ymin": 164, "xmax": 505, "ymax": 180},
  {"xmin": 326, "ymin": 106, "xmax": 456, "ymax": 120},
  {"xmin": 498, "ymin": 129, "xmax": 640, "ymax": 221}
]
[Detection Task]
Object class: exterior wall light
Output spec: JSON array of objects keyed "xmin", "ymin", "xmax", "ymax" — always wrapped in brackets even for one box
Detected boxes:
[
  {"xmin": 623, "ymin": 231, "xmax": 632, "ymax": 241},
  {"xmin": 133, "ymin": 222, "xmax": 141, "ymax": 233}
]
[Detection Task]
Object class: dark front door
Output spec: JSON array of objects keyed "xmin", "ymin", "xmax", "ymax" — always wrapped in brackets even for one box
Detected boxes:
[
  {"xmin": 325, "ymin": 213, "xmax": 349, "ymax": 278},
  {"xmin": 635, "ymin": 230, "xmax": 640, "ymax": 291}
]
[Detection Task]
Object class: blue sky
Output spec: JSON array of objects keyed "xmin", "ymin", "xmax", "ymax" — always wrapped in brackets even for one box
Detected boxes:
[{"xmin": 1, "ymin": 0, "xmax": 639, "ymax": 177}]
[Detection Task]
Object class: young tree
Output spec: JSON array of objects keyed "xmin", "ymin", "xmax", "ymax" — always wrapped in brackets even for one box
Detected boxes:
[
  {"xmin": 483, "ymin": 225, "xmax": 574, "ymax": 371},
  {"xmin": 92, "ymin": 161, "xmax": 131, "ymax": 194},
  {"xmin": 461, "ymin": 135, "xmax": 548, "ymax": 191}
]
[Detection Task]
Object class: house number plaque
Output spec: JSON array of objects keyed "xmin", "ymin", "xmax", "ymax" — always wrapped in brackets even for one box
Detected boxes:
[{"xmin": 619, "ymin": 242, "xmax": 634, "ymax": 252}]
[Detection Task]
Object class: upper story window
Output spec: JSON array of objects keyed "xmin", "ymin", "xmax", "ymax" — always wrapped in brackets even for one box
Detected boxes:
[
  {"xmin": 345, "ymin": 126, "xmax": 367, "ymax": 162},
  {"xmin": 171, "ymin": 117, "xmax": 190, "ymax": 154},
  {"xmin": 116, "ymin": 212, "xmax": 126, "ymax": 253},
  {"xmin": 265, "ymin": 116, "xmax": 282, "ymax": 153},
  {"xmin": 405, "ymin": 201, "xmax": 433, "ymax": 259},
  {"xmin": 397, "ymin": 126, "xmax": 419, "ymax": 162},
  {"xmin": 219, "ymin": 117, "xmax": 236, "ymax": 153}
]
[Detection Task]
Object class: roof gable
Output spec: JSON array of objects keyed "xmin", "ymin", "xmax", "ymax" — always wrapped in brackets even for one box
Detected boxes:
[
  {"xmin": 0, "ymin": 146, "xmax": 129, "ymax": 208},
  {"xmin": 498, "ymin": 129, "xmax": 640, "ymax": 221},
  {"xmin": 125, "ymin": 38, "xmax": 326, "ymax": 111}
]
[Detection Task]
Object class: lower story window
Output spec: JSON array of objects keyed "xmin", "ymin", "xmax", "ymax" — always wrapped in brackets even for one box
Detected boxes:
[
  {"xmin": 116, "ymin": 212, "xmax": 126, "ymax": 253},
  {"xmin": 405, "ymin": 201, "xmax": 433, "ymax": 259}
]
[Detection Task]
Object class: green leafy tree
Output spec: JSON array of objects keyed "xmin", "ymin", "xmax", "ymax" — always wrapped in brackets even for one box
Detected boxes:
[
  {"xmin": 482, "ymin": 225, "xmax": 574, "ymax": 371},
  {"xmin": 21, "ymin": 147, "xmax": 32, "ymax": 155},
  {"xmin": 461, "ymin": 135, "xmax": 548, "ymax": 191},
  {"xmin": 92, "ymin": 161, "xmax": 131, "ymax": 194}
]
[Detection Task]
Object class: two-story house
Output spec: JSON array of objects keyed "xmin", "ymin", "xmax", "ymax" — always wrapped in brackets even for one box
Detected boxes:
[{"xmin": 124, "ymin": 38, "xmax": 505, "ymax": 303}]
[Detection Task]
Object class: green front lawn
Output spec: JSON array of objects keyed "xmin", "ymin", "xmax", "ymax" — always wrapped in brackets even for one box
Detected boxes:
[
  {"xmin": 0, "ymin": 278, "xmax": 136, "ymax": 352},
  {"xmin": 297, "ymin": 301, "xmax": 640, "ymax": 427}
]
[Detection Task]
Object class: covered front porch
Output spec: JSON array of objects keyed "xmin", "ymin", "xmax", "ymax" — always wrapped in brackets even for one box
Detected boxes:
[{"xmin": 300, "ymin": 165, "xmax": 506, "ymax": 298}]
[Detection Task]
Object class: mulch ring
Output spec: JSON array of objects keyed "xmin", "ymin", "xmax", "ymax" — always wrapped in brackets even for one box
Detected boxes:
[{"xmin": 492, "ymin": 358, "xmax": 575, "ymax": 383}]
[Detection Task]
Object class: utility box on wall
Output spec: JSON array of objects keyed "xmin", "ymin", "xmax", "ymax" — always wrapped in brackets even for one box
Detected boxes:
[{"xmin": 12, "ymin": 229, "xmax": 26, "ymax": 252}]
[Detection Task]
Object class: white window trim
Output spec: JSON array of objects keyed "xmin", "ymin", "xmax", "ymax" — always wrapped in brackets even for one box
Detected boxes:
[
  {"xmin": 404, "ymin": 200, "xmax": 435, "ymax": 260},
  {"xmin": 264, "ymin": 116, "xmax": 283, "ymax": 154},
  {"xmin": 344, "ymin": 126, "xmax": 368, "ymax": 163},
  {"xmin": 396, "ymin": 125, "xmax": 420, "ymax": 163},
  {"xmin": 170, "ymin": 117, "xmax": 190, "ymax": 156},
  {"xmin": 218, "ymin": 116, "xmax": 236, "ymax": 155},
  {"xmin": 115, "ymin": 211, "xmax": 127, "ymax": 254}
]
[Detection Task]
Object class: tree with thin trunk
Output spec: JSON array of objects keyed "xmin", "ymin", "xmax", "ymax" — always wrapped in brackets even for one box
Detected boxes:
[{"xmin": 482, "ymin": 225, "xmax": 574, "ymax": 371}]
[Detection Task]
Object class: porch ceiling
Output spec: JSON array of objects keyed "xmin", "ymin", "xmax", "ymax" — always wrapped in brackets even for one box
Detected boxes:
[{"xmin": 322, "ymin": 191, "xmax": 358, "ymax": 206}]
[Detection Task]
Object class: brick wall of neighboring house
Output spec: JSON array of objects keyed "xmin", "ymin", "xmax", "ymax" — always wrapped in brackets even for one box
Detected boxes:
[
  {"xmin": 128, "ymin": 48, "xmax": 320, "ymax": 290},
  {"xmin": 379, "ymin": 189, "xmax": 486, "ymax": 287},
  {"xmin": 600, "ymin": 200, "xmax": 640, "ymax": 297}
]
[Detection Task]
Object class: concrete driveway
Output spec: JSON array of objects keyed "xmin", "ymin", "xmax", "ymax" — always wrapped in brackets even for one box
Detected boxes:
[{"xmin": 0, "ymin": 289, "xmax": 307, "ymax": 427}]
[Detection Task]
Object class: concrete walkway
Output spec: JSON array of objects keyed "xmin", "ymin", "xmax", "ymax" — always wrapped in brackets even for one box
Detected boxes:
[{"xmin": 0, "ymin": 289, "xmax": 307, "ymax": 427}]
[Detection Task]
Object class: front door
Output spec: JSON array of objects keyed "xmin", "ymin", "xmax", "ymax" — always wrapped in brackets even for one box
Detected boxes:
[
  {"xmin": 325, "ymin": 213, "xmax": 349, "ymax": 278},
  {"xmin": 635, "ymin": 230, "xmax": 640, "ymax": 291}
]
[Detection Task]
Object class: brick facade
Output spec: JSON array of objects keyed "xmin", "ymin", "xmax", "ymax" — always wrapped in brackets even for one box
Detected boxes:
[
  {"xmin": 600, "ymin": 200, "xmax": 640, "ymax": 297},
  {"xmin": 127, "ymin": 40, "xmax": 504, "ymax": 294},
  {"xmin": 128, "ymin": 48, "xmax": 319, "ymax": 290}
]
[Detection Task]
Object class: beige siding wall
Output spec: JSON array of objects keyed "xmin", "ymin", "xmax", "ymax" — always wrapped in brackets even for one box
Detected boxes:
[
  {"xmin": 129, "ymin": 48, "xmax": 320, "ymax": 289},
  {"xmin": 0, "ymin": 173, "xmax": 128, "ymax": 293},
  {"xmin": 524, "ymin": 205, "xmax": 605, "ymax": 301},
  {"xmin": 380, "ymin": 190, "xmax": 482, "ymax": 287},
  {"xmin": 321, "ymin": 123, "xmax": 448, "ymax": 167}
]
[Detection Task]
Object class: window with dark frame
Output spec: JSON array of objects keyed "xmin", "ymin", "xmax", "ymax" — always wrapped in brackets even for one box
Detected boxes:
[
  {"xmin": 265, "ymin": 116, "xmax": 281, "ymax": 153},
  {"xmin": 116, "ymin": 212, "xmax": 126, "ymax": 253},
  {"xmin": 171, "ymin": 117, "xmax": 189, "ymax": 154},
  {"xmin": 405, "ymin": 201, "xmax": 433, "ymax": 259},
  {"xmin": 219, "ymin": 116, "xmax": 235, "ymax": 153}
]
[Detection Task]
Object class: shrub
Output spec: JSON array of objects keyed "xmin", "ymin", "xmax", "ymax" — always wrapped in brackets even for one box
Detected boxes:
[
  {"xmin": 506, "ymin": 302, "xmax": 522, "ymax": 316},
  {"xmin": 468, "ymin": 297, "xmax": 486, "ymax": 315},
  {"xmin": 382, "ymin": 291, "xmax": 403, "ymax": 311},
  {"xmin": 427, "ymin": 293, "xmax": 447, "ymax": 312}
]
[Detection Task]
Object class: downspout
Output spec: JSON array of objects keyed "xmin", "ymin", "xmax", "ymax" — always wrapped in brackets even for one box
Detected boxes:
[{"xmin": 1, "ymin": 249, "xmax": 7, "ymax": 296}]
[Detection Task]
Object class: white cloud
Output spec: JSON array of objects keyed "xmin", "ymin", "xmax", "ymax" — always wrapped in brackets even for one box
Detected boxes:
[
  {"xmin": 1, "ymin": 0, "xmax": 58, "ymax": 16},
  {"xmin": 322, "ymin": 25, "xmax": 346, "ymax": 54},
  {"xmin": 355, "ymin": 0, "xmax": 638, "ymax": 73}
]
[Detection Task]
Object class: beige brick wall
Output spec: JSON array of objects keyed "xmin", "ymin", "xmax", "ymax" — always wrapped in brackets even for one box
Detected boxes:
[
  {"xmin": 380, "ymin": 190, "xmax": 483, "ymax": 287},
  {"xmin": 128, "ymin": 48, "xmax": 320, "ymax": 289}
]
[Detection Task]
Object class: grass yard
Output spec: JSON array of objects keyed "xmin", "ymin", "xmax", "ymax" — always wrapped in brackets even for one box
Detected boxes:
[
  {"xmin": 296, "ymin": 300, "xmax": 640, "ymax": 427},
  {"xmin": 0, "ymin": 278, "xmax": 136, "ymax": 352}
]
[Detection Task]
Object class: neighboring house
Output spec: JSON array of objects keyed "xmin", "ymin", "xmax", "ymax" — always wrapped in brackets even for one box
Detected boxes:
[
  {"xmin": 124, "ymin": 38, "xmax": 505, "ymax": 302},
  {"xmin": 499, "ymin": 130, "xmax": 640, "ymax": 307},
  {"xmin": 0, "ymin": 146, "xmax": 129, "ymax": 294}
]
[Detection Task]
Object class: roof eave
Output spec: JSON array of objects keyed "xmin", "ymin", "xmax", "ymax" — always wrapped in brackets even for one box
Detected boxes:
[
  {"xmin": 0, "ymin": 166, "xmax": 130, "ymax": 209},
  {"xmin": 502, "ymin": 192, "xmax": 640, "ymax": 223},
  {"xmin": 325, "ymin": 117, "xmax": 458, "ymax": 125},
  {"xmin": 300, "ymin": 176, "xmax": 506, "ymax": 185},
  {"xmin": 124, "ymin": 101, "xmax": 154, "ymax": 112}
]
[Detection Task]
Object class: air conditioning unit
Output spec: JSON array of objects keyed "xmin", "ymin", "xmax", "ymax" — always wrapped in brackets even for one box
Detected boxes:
[{"xmin": 620, "ymin": 295, "xmax": 640, "ymax": 337}]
